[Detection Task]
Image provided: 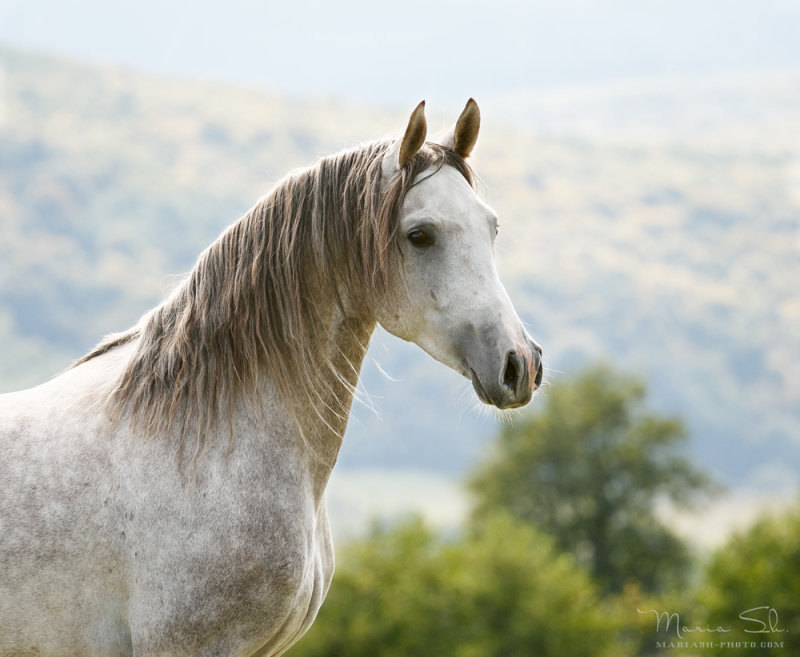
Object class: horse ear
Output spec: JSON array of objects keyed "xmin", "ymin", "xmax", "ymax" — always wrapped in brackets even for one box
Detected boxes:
[
  {"xmin": 382, "ymin": 100, "xmax": 427, "ymax": 178},
  {"xmin": 441, "ymin": 98, "xmax": 480, "ymax": 158}
]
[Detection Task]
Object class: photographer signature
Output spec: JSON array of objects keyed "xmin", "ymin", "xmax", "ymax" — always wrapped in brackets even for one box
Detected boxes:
[{"xmin": 638, "ymin": 607, "xmax": 786, "ymax": 639}]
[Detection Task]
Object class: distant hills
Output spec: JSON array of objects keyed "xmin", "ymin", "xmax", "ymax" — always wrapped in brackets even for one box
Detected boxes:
[{"xmin": 1, "ymin": 45, "xmax": 799, "ymax": 494}]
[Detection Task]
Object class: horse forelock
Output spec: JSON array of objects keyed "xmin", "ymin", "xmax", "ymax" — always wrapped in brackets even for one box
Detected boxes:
[{"xmin": 79, "ymin": 139, "xmax": 474, "ymax": 458}]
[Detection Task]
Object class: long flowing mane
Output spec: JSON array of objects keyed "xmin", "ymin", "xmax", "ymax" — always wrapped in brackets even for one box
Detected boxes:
[{"xmin": 75, "ymin": 139, "xmax": 474, "ymax": 456}]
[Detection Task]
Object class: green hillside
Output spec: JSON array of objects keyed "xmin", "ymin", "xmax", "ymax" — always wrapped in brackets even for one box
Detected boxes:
[
  {"xmin": 1, "ymin": 46, "xmax": 798, "ymax": 488},
  {"xmin": 0, "ymin": 46, "xmax": 394, "ymax": 381}
]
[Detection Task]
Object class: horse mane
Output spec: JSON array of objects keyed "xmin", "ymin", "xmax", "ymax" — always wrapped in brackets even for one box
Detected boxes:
[{"xmin": 75, "ymin": 139, "xmax": 474, "ymax": 457}]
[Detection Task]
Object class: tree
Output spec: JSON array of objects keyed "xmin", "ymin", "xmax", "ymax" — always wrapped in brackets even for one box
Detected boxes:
[
  {"xmin": 468, "ymin": 364, "xmax": 717, "ymax": 595},
  {"xmin": 288, "ymin": 514, "xmax": 625, "ymax": 657},
  {"xmin": 692, "ymin": 505, "xmax": 800, "ymax": 657}
]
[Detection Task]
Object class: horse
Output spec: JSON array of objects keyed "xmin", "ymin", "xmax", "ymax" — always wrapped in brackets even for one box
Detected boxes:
[{"xmin": 0, "ymin": 99, "xmax": 542, "ymax": 657}]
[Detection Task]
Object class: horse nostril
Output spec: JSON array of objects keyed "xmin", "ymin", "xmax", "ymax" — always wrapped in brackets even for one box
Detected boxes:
[
  {"xmin": 503, "ymin": 351, "xmax": 521, "ymax": 392},
  {"xmin": 531, "ymin": 346, "xmax": 543, "ymax": 389}
]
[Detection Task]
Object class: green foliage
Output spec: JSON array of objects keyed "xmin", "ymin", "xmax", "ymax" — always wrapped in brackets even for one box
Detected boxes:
[
  {"xmin": 605, "ymin": 584, "xmax": 699, "ymax": 657},
  {"xmin": 469, "ymin": 364, "xmax": 717, "ymax": 595},
  {"xmin": 689, "ymin": 506, "xmax": 800, "ymax": 656},
  {"xmin": 289, "ymin": 514, "xmax": 623, "ymax": 657}
]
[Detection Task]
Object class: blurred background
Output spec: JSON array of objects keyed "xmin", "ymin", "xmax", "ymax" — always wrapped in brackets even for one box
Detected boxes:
[{"xmin": 1, "ymin": 1, "xmax": 799, "ymax": 654}]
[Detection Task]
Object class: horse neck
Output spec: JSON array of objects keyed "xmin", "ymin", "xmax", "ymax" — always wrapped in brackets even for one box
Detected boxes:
[{"xmin": 275, "ymin": 298, "xmax": 376, "ymax": 475}]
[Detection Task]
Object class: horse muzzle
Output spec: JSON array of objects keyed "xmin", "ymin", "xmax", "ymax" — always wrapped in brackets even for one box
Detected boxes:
[{"xmin": 469, "ymin": 338, "xmax": 543, "ymax": 409}]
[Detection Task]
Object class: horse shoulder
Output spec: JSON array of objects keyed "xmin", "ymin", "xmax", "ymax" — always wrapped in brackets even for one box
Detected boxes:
[{"xmin": 120, "ymin": 422, "xmax": 335, "ymax": 656}]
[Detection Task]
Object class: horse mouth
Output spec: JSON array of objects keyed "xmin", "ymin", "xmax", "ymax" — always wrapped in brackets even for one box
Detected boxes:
[{"xmin": 470, "ymin": 368, "xmax": 492, "ymax": 405}]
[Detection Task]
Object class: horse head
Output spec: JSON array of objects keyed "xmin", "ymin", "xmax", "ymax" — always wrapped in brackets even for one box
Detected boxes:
[{"xmin": 377, "ymin": 99, "xmax": 543, "ymax": 410}]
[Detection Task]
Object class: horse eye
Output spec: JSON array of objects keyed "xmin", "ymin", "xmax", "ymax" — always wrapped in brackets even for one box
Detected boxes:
[{"xmin": 408, "ymin": 229, "xmax": 431, "ymax": 248}]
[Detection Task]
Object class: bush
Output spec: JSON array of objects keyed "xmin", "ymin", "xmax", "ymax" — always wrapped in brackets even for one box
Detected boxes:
[{"xmin": 288, "ymin": 514, "xmax": 624, "ymax": 657}]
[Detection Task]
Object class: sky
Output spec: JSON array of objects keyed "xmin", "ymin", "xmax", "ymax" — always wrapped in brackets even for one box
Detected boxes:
[{"xmin": 1, "ymin": 0, "xmax": 799, "ymax": 107}]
